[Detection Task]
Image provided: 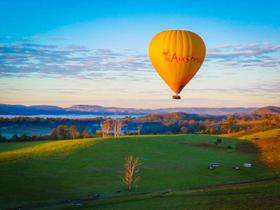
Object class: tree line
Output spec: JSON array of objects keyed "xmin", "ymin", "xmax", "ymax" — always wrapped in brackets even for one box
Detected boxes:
[
  {"xmin": 0, "ymin": 119, "xmax": 125, "ymax": 142},
  {"xmin": 0, "ymin": 113, "xmax": 279, "ymax": 142},
  {"xmin": 0, "ymin": 125, "xmax": 92, "ymax": 142}
]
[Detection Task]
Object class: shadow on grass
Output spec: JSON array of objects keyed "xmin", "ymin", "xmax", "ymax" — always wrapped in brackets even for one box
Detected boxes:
[
  {"xmin": 236, "ymin": 139, "xmax": 280, "ymax": 170},
  {"xmin": 235, "ymin": 141, "xmax": 260, "ymax": 154}
]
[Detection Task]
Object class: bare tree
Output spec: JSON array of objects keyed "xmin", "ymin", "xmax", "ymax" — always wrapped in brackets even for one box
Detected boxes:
[
  {"xmin": 122, "ymin": 155, "xmax": 141, "ymax": 191},
  {"xmin": 137, "ymin": 125, "xmax": 142, "ymax": 135},
  {"xmin": 116, "ymin": 120, "xmax": 123, "ymax": 136},
  {"xmin": 69, "ymin": 125, "xmax": 79, "ymax": 139},
  {"xmin": 113, "ymin": 120, "xmax": 117, "ymax": 137},
  {"xmin": 101, "ymin": 120, "xmax": 111, "ymax": 137},
  {"xmin": 112, "ymin": 120, "xmax": 123, "ymax": 137}
]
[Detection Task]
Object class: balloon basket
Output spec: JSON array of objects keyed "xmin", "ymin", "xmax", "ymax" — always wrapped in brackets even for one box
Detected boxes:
[{"xmin": 172, "ymin": 95, "xmax": 181, "ymax": 100}]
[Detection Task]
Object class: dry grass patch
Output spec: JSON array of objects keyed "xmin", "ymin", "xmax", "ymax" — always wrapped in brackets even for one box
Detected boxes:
[{"xmin": 252, "ymin": 138, "xmax": 280, "ymax": 169}]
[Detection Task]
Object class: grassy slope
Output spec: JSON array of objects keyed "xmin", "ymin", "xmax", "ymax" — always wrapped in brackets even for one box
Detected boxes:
[
  {"xmin": 223, "ymin": 128, "xmax": 280, "ymax": 168},
  {"xmin": 0, "ymin": 141, "xmax": 43, "ymax": 152},
  {"xmin": 0, "ymin": 138, "xmax": 98, "ymax": 161},
  {"xmin": 0, "ymin": 134, "xmax": 279, "ymax": 209},
  {"xmin": 239, "ymin": 128, "xmax": 280, "ymax": 140},
  {"xmin": 222, "ymin": 127, "xmax": 280, "ymax": 138}
]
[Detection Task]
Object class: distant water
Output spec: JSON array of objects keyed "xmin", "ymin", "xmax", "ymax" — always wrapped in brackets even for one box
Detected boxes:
[{"xmin": 0, "ymin": 114, "xmax": 143, "ymax": 119}]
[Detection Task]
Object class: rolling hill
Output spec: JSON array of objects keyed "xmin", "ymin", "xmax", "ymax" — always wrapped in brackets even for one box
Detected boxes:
[
  {"xmin": 253, "ymin": 106, "xmax": 280, "ymax": 116},
  {"xmin": 0, "ymin": 134, "xmax": 279, "ymax": 209}
]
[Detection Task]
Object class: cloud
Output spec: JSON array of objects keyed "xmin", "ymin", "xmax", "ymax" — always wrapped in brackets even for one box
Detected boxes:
[
  {"xmin": 0, "ymin": 41, "xmax": 152, "ymax": 79},
  {"xmin": 189, "ymin": 80, "xmax": 280, "ymax": 96},
  {"xmin": 207, "ymin": 43, "xmax": 280, "ymax": 68},
  {"xmin": 0, "ymin": 40, "xmax": 279, "ymax": 80}
]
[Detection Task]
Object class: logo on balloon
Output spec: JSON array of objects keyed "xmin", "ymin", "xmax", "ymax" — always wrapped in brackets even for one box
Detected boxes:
[{"xmin": 162, "ymin": 51, "xmax": 203, "ymax": 64}]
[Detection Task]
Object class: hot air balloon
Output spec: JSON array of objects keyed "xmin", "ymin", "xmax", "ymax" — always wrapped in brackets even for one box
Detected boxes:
[{"xmin": 149, "ymin": 30, "xmax": 206, "ymax": 99}]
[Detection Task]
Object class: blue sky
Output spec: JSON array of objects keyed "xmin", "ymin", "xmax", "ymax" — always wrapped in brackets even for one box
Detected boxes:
[{"xmin": 0, "ymin": 0, "xmax": 279, "ymax": 108}]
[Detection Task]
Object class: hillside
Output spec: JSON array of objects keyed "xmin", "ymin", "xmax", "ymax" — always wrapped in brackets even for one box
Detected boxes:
[
  {"xmin": 223, "ymin": 128, "xmax": 280, "ymax": 168},
  {"xmin": 254, "ymin": 106, "xmax": 280, "ymax": 116},
  {"xmin": 240, "ymin": 128, "xmax": 280, "ymax": 140},
  {"xmin": 0, "ymin": 135, "xmax": 279, "ymax": 209}
]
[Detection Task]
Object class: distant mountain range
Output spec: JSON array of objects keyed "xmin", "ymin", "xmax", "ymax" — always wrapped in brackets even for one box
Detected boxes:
[{"xmin": 1, "ymin": 104, "xmax": 279, "ymax": 116}]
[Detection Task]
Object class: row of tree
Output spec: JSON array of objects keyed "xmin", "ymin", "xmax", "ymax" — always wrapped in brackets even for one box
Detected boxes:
[
  {"xmin": 50, "ymin": 125, "xmax": 91, "ymax": 140},
  {"xmin": 0, "ymin": 119, "xmax": 127, "ymax": 141},
  {"xmin": 0, "ymin": 125, "xmax": 92, "ymax": 142},
  {"xmin": 1, "ymin": 113, "xmax": 279, "ymax": 141}
]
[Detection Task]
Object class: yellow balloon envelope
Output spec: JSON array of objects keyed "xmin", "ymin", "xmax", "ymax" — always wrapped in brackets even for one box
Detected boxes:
[{"xmin": 149, "ymin": 30, "xmax": 206, "ymax": 98}]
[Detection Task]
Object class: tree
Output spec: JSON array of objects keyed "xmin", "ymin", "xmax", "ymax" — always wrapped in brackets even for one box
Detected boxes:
[
  {"xmin": 137, "ymin": 125, "xmax": 142, "ymax": 135},
  {"xmin": 11, "ymin": 134, "xmax": 19, "ymax": 141},
  {"xmin": 21, "ymin": 134, "xmax": 28, "ymax": 141},
  {"xmin": 51, "ymin": 128, "xmax": 58, "ymax": 139},
  {"xmin": 226, "ymin": 115, "xmax": 237, "ymax": 133},
  {"xmin": 180, "ymin": 126, "xmax": 187, "ymax": 134},
  {"xmin": 112, "ymin": 120, "xmax": 123, "ymax": 137},
  {"xmin": 117, "ymin": 120, "xmax": 123, "ymax": 136},
  {"xmin": 79, "ymin": 127, "xmax": 91, "ymax": 138},
  {"xmin": 101, "ymin": 120, "xmax": 111, "ymax": 137},
  {"xmin": 69, "ymin": 125, "xmax": 79, "ymax": 139},
  {"xmin": 122, "ymin": 155, "xmax": 141, "ymax": 191},
  {"xmin": 113, "ymin": 120, "xmax": 117, "ymax": 137},
  {"xmin": 187, "ymin": 120, "xmax": 199, "ymax": 133},
  {"xmin": 56, "ymin": 125, "xmax": 67, "ymax": 139},
  {"xmin": 50, "ymin": 125, "xmax": 79, "ymax": 140},
  {"xmin": 0, "ymin": 134, "xmax": 6, "ymax": 142}
]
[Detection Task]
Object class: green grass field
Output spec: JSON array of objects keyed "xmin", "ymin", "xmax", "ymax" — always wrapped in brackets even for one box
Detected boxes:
[{"xmin": 0, "ymin": 134, "xmax": 279, "ymax": 209}]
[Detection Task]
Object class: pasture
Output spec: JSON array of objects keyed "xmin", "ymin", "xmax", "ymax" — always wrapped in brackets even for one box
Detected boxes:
[{"xmin": 0, "ymin": 134, "xmax": 279, "ymax": 209}]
